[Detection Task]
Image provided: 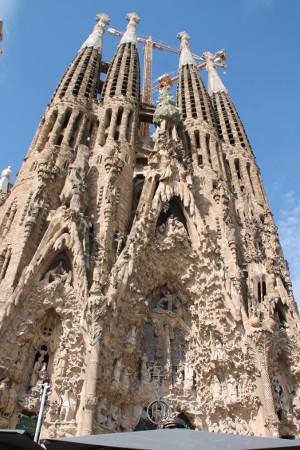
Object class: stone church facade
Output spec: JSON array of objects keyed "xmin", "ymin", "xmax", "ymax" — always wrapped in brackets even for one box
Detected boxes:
[{"xmin": 0, "ymin": 12, "xmax": 299, "ymax": 440}]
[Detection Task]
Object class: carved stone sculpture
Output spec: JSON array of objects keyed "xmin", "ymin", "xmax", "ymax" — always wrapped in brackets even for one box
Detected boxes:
[{"xmin": 0, "ymin": 166, "xmax": 12, "ymax": 193}]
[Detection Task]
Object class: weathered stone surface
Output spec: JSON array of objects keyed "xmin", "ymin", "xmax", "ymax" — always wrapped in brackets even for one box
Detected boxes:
[{"xmin": 0, "ymin": 12, "xmax": 299, "ymax": 442}]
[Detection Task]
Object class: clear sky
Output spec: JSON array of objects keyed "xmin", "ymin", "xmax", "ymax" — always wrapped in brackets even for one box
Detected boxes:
[{"xmin": 0, "ymin": 0, "xmax": 300, "ymax": 306}]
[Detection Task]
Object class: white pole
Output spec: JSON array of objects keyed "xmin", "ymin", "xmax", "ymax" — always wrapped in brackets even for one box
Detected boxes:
[{"xmin": 34, "ymin": 380, "xmax": 49, "ymax": 443}]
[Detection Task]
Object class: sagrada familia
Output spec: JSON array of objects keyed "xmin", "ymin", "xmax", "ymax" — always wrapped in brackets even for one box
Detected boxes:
[{"xmin": 0, "ymin": 12, "xmax": 299, "ymax": 441}]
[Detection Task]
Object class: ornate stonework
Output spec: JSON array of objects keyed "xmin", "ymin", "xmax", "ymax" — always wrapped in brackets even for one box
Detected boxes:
[{"xmin": 0, "ymin": 13, "xmax": 299, "ymax": 441}]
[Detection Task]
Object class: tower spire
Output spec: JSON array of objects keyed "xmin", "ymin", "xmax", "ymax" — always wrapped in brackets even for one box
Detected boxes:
[
  {"xmin": 80, "ymin": 13, "xmax": 110, "ymax": 53},
  {"xmin": 203, "ymin": 51, "xmax": 227, "ymax": 95},
  {"xmin": 119, "ymin": 12, "xmax": 140, "ymax": 47},
  {"xmin": 177, "ymin": 31, "xmax": 196, "ymax": 68}
]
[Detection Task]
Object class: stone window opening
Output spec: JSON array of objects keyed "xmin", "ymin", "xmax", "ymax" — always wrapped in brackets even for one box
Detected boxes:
[
  {"xmin": 273, "ymin": 299, "xmax": 288, "ymax": 327},
  {"xmin": 132, "ymin": 51, "xmax": 140, "ymax": 99},
  {"xmin": 194, "ymin": 130, "xmax": 200, "ymax": 149},
  {"xmin": 87, "ymin": 118, "xmax": 99, "ymax": 148},
  {"xmin": 206, "ymin": 134, "xmax": 212, "ymax": 168},
  {"xmin": 156, "ymin": 197, "xmax": 189, "ymax": 236},
  {"xmin": 62, "ymin": 108, "xmax": 72, "ymax": 129},
  {"xmin": 73, "ymin": 49, "xmax": 92, "ymax": 96},
  {"xmin": 126, "ymin": 111, "xmax": 133, "ymax": 143},
  {"xmin": 39, "ymin": 109, "xmax": 58, "ymax": 151},
  {"xmin": 109, "ymin": 47, "xmax": 124, "ymax": 98},
  {"xmin": 224, "ymin": 157, "xmax": 232, "ymax": 180},
  {"xmin": 121, "ymin": 53, "xmax": 131, "ymax": 95},
  {"xmin": 234, "ymin": 158, "xmax": 241, "ymax": 180},
  {"xmin": 262, "ymin": 279, "xmax": 267, "ymax": 299},
  {"xmin": 101, "ymin": 109, "xmax": 112, "ymax": 145},
  {"xmin": 58, "ymin": 52, "xmax": 83, "ymax": 99},
  {"xmin": 116, "ymin": 107, "xmax": 124, "ymax": 126},
  {"xmin": 69, "ymin": 112, "xmax": 83, "ymax": 148},
  {"xmin": 258, "ymin": 281, "xmax": 262, "ymax": 304},
  {"xmin": 185, "ymin": 132, "xmax": 191, "ymax": 152},
  {"xmin": 55, "ymin": 134, "xmax": 64, "ymax": 146},
  {"xmin": 198, "ymin": 154, "xmax": 203, "ymax": 166}
]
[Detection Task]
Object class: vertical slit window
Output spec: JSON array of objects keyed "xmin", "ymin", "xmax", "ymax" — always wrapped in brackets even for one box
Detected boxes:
[
  {"xmin": 258, "ymin": 281, "xmax": 262, "ymax": 303},
  {"xmin": 69, "ymin": 112, "xmax": 83, "ymax": 148},
  {"xmin": 126, "ymin": 111, "xmax": 133, "ymax": 143},
  {"xmin": 234, "ymin": 158, "xmax": 241, "ymax": 179},
  {"xmin": 206, "ymin": 134, "xmax": 212, "ymax": 168},
  {"xmin": 185, "ymin": 132, "xmax": 191, "ymax": 151},
  {"xmin": 246, "ymin": 162, "xmax": 255, "ymax": 195},
  {"xmin": 62, "ymin": 108, "xmax": 72, "ymax": 129},
  {"xmin": 194, "ymin": 130, "xmax": 200, "ymax": 148}
]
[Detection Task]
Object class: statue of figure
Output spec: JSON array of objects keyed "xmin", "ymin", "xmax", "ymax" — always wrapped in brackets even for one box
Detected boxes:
[
  {"xmin": 0, "ymin": 378, "xmax": 9, "ymax": 410},
  {"xmin": 227, "ymin": 374, "xmax": 238, "ymax": 403},
  {"xmin": 30, "ymin": 355, "xmax": 44, "ymax": 388},
  {"xmin": 106, "ymin": 404, "xmax": 119, "ymax": 430},
  {"xmin": 60, "ymin": 388, "xmax": 77, "ymax": 422},
  {"xmin": 0, "ymin": 166, "xmax": 12, "ymax": 193},
  {"xmin": 56, "ymin": 347, "xmax": 68, "ymax": 377},
  {"xmin": 96, "ymin": 398, "xmax": 107, "ymax": 425},
  {"xmin": 174, "ymin": 370, "xmax": 184, "ymax": 389},
  {"xmin": 113, "ymin": 359, "xmax": 122, "ymax": 384},
  {"xmin": 212, "ymin": 339, "xmax": 225, "ymax": 361},
  {"xmin": 44, "ymin": 261, "xmax": 68, "ymax": 284},
  {"xmin": 126, "ymin": 326, "xmax": 137, "ymax": 346},
  {"xmin": 121, "ymin": 367, "xmax": 131, "ymax": 393},
  {"xmin": 45, "ymin": 401, "xmax": 60, "ymax": 423},
  {"xmin": 141, "ymin": 354, "xmax": 150, "ymax": 382},
  {"xmin": 211, "ymin": 375, "xmax": 222, "ymax": 401}
]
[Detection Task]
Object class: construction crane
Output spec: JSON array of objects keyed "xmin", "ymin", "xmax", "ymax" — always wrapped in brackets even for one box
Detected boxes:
[
  {"xmin": 108, "ymin": 27, "xmax": 203, "ymax": 136},
  {"xmin": 152, "ymin": 49, "xmax": 227, "ymax": 93},
  {"xmin": 0, "ymin": 19, "xmax": 3, "ymax": 55}
]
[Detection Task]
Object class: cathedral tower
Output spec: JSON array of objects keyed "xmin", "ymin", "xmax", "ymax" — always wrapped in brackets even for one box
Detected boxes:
[{"xmin": 0, "ymin": 12, "xmax": 299, "ymax": 442}]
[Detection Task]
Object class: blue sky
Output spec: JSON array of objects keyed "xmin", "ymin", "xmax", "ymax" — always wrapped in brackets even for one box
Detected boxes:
[{"xmin": 0, "ymin": 0, "xmax": 300, "ymax": 306}]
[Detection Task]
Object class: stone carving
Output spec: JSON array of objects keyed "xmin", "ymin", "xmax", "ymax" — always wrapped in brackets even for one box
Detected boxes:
[
  {"xmin": 227, "ymin": 374, "xmax": 238, "ymax": 403},
  {"xmin": 60, "ymin": 145, "xmax": 90, "ymax": 212},
  {"xmin": 0, "ymin": 166, "xmax": 12, "ymax": 193},
  {"xmin": 211, "ymin": 375, "xmax": 222, "ymax": 402},
  {"xmin": 60, "ymin": 388, "xmax": 77, "ymax": 422},
  {"xmin": 56, "ymin": 346, "xmax": 68, "ymax": 377},
  {"xmin": 30, "ymin": 348, "xmax": 48, "ymax": 388}
]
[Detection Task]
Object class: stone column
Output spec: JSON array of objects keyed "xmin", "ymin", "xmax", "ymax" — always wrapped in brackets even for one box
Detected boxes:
[
  {"xmin": 256, "ymin": 333, "xmax": 279, "ymax": 437},
  {"xmin": 62, "ymin": 111, "xmax": 80, "ymax": 146},
  {"xmin": 77, "ymin": 308, "xmax": 102, "ymax": 436}
]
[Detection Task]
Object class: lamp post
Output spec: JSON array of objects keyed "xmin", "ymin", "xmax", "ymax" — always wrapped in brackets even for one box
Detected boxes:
[{"xmin": 34, "ymin": 377, "xmax": 50, "ymax": 443}]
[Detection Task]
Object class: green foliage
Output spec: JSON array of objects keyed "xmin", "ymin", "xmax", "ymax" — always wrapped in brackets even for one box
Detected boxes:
[{"xmin": 16, "ymin": 412, "xmax": 38, "ymax": 438}]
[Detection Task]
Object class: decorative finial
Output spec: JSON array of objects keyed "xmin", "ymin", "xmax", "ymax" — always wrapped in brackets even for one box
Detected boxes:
[
  {"xmin": 80, "ymin": 13, "xmax": 110, "ymax": 53},
  {"xmin": 177, "ymin": 31, "xmax": 196, "ymax": 68},
  {"xmin": 119, "ymin": 12, "xmax": 140, "ymax": 47},
  {"xmin": 203, "ymin": 51, "xmax": 227, "ymax": 95},
  {"xmin": 153, "ymin": 76, "xmax": 181, "ymax": 128}
]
